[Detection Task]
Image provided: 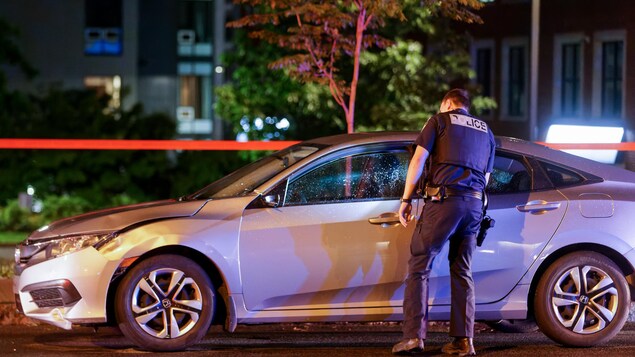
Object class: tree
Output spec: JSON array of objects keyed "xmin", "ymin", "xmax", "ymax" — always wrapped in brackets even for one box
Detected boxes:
[
  {"xmin": 0, "ymin": 85, "xmax": 178, "ymax": 207},
  {"xmin": 223, "ymin": 0, "xmax": 491, "ymax": 135},
  {"xmin": 0, "ymin": 16, "xmax": 37, "ymax": 137},
  {"xmin": 215, "ymin": 30, "xmax": 343, "ymax": 140},
  {"xmin": 228, "ymin": 0, "xmax": 406, "ymax": 133},
  {"xmin": 357, "ymin": 0, "xmax": 496, "ymax": 131},
  {"xmin": 0, "ymin": 17, "xmax": 36, "ymax": 89}
]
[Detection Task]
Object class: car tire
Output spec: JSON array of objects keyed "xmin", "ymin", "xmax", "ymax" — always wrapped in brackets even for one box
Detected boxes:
[
  {"xmin": 534, "ymin": 251, "xmax": 630, "ymax": 347},
  {"xmin": 115, "ymin": 255, "xmax": 216, "ymax": 351},
  {"xmin": 485, "ymin": 317, "xmax": 539, "ymax": 333}
]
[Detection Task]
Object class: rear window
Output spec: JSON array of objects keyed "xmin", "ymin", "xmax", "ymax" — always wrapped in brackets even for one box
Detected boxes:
[{"xmin": 539, "ymin": 162, "xmax": 584, "ymax": 188}]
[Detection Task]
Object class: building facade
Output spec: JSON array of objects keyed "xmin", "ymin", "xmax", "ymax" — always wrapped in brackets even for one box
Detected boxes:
[
  {"xmin": 1, "ymin": 0, "xmax": 232, "ymax": 139},
  {"xmin": 470, "ymin": 0, "xmax": 634, "ymax": 144},
  {"xmin": 2, "ymin": 0, "xmax": 633, "ymax": 144}
]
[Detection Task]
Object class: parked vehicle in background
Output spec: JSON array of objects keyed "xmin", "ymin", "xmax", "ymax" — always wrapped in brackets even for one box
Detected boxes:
[{"xmin": 13, "ymin": 132, "xmax": 635, "ymax": 351}]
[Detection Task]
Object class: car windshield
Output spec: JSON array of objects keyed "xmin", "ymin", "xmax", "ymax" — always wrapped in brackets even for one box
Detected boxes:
[{"xmin": 188, "ymin": 144, "xmax": 321, "ymax": 200}]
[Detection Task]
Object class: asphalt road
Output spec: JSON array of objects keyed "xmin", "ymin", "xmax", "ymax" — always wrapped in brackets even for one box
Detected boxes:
[{"xmin": 1, "ymin": 322, "xmax": 634, "ymax": 356}]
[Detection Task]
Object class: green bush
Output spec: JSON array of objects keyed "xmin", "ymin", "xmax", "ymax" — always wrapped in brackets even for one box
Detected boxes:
[
  {"xmin": 0, "ymin": 200, "xmax": 32, "ymax": 232},
  {"xmin": 39, "ymin": 195, "xmax": 93, "ymax": 224},
  {"xmin": 0, "ymin": 195, "xmax": 95, "ymax": 233}
]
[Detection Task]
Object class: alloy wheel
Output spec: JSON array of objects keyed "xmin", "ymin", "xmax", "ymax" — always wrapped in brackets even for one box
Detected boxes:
[
  {"xmin": 550, "ymin": 264, "xmax": 618, "ymax": 334},
  {"xmin": 131, "ymin": 268, "xmax": 203, "ymax": 338}
]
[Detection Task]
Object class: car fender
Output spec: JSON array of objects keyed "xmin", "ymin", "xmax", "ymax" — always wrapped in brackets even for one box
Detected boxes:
[
  {"xmin": 100, "ymin": 214, "xmax": 244, "ymax": 295},
  {"xmin": 519, "ymin": 229, "xmax": 635, "ymax": 286}
]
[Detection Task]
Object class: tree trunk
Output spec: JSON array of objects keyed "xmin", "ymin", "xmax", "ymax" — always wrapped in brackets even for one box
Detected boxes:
[{"xmin": 347, "ymin": 6, "xmax": 367, "ymax": 134}]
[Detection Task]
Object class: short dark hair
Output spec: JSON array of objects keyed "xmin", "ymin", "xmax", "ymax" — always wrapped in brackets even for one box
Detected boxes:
[{"xmin": 442, "ymin": 88, "xmax": 470, "ymax": 109}]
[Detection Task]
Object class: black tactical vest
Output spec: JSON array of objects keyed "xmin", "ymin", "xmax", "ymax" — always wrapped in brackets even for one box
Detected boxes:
[{"xmin": 431, "ymin": 110, "xmax": 491, "ymax": 173}]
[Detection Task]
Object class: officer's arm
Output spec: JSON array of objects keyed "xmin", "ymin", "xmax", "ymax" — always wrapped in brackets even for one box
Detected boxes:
[
  {"xmin": 399, "ymin": 146, "xmax": 429, "ymax": 227},
  {"xmin": 485, "ymin": 172, "xmax": 491, "ymax": 184}
]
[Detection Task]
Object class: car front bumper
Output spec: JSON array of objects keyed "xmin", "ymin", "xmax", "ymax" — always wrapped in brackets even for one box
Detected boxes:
[{"xmin": 13, "ymin": 247, "xmax": 120, "ymax": 329}]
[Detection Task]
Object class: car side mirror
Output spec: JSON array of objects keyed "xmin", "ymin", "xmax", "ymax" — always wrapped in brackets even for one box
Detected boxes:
[{"xmin": 263, "ymin": 194, "xmax": 280, "ymax": 208}]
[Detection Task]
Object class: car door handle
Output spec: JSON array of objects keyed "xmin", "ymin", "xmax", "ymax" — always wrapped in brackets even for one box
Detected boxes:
[
  {"xmin": 369, "ymin": 213, "xmax": 401, "ymax": 227},
  {"xmin": 516, "ymin": 200, "xmax": 561, "ymax": 214}
]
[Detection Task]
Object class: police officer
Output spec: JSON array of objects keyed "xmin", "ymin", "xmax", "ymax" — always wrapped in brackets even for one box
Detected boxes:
[{"xmin": 392, "ymin": 89, "xmax": 495, "ymax": 356}]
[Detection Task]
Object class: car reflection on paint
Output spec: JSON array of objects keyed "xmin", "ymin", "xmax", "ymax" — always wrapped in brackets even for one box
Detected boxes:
[{"xmin": 13, "ymin": 132, "xmax": 635, "ymax": 351}]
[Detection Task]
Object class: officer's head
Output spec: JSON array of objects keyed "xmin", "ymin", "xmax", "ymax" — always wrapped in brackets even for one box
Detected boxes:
[{"xmin": 440, "ymin": 88, "xmax": 470, "ymax": 112}]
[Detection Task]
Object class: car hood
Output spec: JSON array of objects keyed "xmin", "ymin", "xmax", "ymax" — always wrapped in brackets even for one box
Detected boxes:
[{"xmin": 28, "ymin": 199, "xmax": 209, "ymax": 242}]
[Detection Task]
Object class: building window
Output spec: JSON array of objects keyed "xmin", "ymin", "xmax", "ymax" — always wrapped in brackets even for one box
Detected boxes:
[
  {"xmin": 592, "ymin": 31, "xmax": 625, "ymax": 119},
  {"xmin": 178, "ymin": 0, "xmax": 214, "ymax": 57},
  {"xmin": 553, "ymin": 34, "xmax": 584, "ymax": 119},
  {"xmin": 508, "ymin": 46, "xmax": 525, "ymax": 116},
  {"xmin": 501, "ymin": 38, "xmax": 528, "ymax": 121},
  {"xmin": 471, "ymin": 39, "xmax": 495, "ymax": 117},
  {"xmin": 84, "ymin": 0, "xmax": 123, "ymax": 56},
  {"xmin": 477, "ymin": 48, "xmax": 493, "ymax": 98},
  {"xmin": 561, "ymin": 43, "xmax": 581, "ymax": 116},
  {"xmin": 84, "ymin": 76, "xmax": 122, "ymax": 112},
  {"xmin": 177, "ymin": 62, "xmax": 213, "ymax": 136},
  {"xmin": 601, "ymin": 41, "xmax": 623, "ymax": 118}
]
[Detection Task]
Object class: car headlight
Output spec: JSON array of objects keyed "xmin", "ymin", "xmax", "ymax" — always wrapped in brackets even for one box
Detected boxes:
[
  {"xmin": 46, "ymin": 234, "xmax": 107, "ymax": 259},
  {"xmin": 16, "ymin": 233, "xmax": 114, "ymax": 269}
]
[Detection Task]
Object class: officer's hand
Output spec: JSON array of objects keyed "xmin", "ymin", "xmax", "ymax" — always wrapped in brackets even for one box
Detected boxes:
[{"xmin": 399, "ymin": 202, "xmax": 412, "ymax": 227}]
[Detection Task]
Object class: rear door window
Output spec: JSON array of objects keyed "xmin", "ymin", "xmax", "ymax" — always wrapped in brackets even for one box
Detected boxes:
[{"xmin": 487, "ymin": 154, "xmax": 533, "ymax": 194}]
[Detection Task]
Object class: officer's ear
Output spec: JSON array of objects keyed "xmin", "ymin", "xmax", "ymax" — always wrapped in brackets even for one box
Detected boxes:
[{"xmin": 439, "ymin": 99, "xmax": 449, "ymax": 113}]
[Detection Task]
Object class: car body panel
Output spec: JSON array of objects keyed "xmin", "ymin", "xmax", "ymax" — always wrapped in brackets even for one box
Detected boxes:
[
  {"xmin": 240, "ymin": 200, "xmax": 416, "ymax": 311},
  {"xmin": 29, "ymin": 200, "xmax": 207, "ymax": 241},
  {"xmin": 14, "ymin": 247, "xmax": 119, "ymax": 328},
  {"xmin": 429, "ymin": 189, "xmax": 569, "ymax": 305}
]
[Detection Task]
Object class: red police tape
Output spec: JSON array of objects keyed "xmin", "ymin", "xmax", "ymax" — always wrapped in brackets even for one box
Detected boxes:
[
  {"xmin": 0, "ymin": 138, "xmax": 300, "ymax": 151},
  {"xmin": 1, "ymin": 138, "xmax": 635, "ymax": 151}
]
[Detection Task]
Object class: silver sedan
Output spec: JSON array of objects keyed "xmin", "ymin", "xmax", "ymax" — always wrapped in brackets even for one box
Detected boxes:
[{"xmin": 13, "ymin": 132, "xmax": 635, "ymax": 351}]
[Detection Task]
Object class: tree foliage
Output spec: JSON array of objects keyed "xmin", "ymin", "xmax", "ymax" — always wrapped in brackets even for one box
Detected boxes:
[
  {"xmin": 0, "ymin": 17, "xmax": 36, "ymax": 88},
  {"xmin": 357, "ymin": 0, "xmax": 495, "ymax": 131},
  {"xmin": 0, "ymin": 86, "xmax": 178, "ymax": 207},
  {"xmin": 228, "ymin": 0, "xmax": 406, "ymax": 133},
  {"xmin": 215, "ymin": 30, "xmax": 344, "ymax": 140},
  {"xmin": 224, "ymin": 0, "xmax": 493, "ymax": 135},
  {"xmin": 0, "ymin": 16, "xmax": 255, "ymax": 223}
]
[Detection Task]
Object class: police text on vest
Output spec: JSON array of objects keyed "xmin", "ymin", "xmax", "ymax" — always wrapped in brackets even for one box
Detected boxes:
[{"xmin": 450, "ymin": 114, "xmax": 488, "ymax": 133}]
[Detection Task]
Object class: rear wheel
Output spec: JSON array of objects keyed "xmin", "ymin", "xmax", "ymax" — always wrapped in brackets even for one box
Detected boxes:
[
  {"xmin": 115, "ymin": 255, "xmax": 216, "ymax": 351},
  {"xmin": 534, "ymin": 252, "xmax": 630, "ymax": 346}
]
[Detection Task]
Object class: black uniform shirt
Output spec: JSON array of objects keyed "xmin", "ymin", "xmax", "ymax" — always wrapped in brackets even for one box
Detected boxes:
[{"xmin": 415, "ymin": 108, "xmax": 496, "ymax": 192}]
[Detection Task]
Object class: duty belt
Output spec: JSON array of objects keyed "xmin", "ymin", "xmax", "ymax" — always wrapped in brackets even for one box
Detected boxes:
[{"xmin": 424, "ymin": 186, "xmax": 483, "ymax": 201}]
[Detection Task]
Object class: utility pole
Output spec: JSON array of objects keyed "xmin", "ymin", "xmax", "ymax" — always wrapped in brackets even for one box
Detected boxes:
[{"xmin": 530, "ymin": 0, "xmax": 540, "ymax": 141}]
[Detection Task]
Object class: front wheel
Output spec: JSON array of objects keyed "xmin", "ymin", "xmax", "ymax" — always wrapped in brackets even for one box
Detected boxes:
[
  {"xmin": 534, "ymin": 252, "xmax": 630, "ymax": 347},
  {"xmin": 115, "ymin": 255, "xmax": 216, "ymax": 351}
]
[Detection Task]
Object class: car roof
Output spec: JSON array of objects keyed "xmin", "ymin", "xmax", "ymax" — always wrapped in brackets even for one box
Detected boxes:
[{"xmin": 301, "ymin": 132, "xmax": 635, "ymax": 183}]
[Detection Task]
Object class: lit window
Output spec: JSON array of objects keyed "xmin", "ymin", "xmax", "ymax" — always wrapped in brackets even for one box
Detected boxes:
[
  {"xmin": 84, "ymin": 76, "xmax": 122, "ymax": 111},
  {"xmin": 178, "ymin": 62, "xmax": 212, "ymax": 121},
  {"xmin": 84, "ymin": 0, "xmax": 122, "ymax": 56}
]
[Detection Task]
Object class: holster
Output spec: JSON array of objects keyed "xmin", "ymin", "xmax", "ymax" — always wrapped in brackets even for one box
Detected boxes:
[{"xmin": 424, "ymin": 185, "xmax": 446, "ymax": 202}]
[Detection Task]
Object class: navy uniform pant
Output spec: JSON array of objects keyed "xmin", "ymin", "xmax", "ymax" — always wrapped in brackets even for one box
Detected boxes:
[{"xmin": 402, "ymin": 195, "xmax": 482, "ymax": 340}]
